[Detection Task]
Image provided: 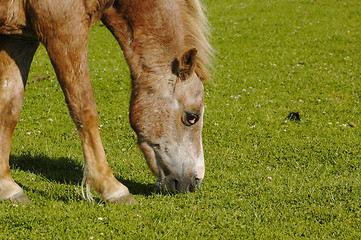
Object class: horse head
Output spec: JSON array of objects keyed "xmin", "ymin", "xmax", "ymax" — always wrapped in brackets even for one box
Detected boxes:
[{"xmin": 130, "ymin": 48, "xmax": 205, "ymax": 193}]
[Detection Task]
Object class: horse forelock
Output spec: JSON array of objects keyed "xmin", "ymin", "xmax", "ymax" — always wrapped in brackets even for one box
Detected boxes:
[
  {"xmin": 114, "ymin": 0, "xmax": 212, "ymax": 82},
  {"xmin": 179, "ymin": 0, "xmax": 212, "ymax": 81}
]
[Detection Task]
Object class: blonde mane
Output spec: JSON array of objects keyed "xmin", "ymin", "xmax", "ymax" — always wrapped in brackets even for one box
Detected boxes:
[{"xmin": 179, "ymin": 0, "xmax": 212, "ymax": 81}]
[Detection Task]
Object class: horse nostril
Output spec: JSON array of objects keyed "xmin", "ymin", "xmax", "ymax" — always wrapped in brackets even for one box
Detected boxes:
[
  {"xmin": 188, "ymin": 177, "xmax": 202, "ymax": 192},
  {"xmin": 173, "ymin": 178, "xmax": 179, "ymax": 191},
  {"xmin": 195, "ymin": 177, "xmax": 202, "ymax": 189}
]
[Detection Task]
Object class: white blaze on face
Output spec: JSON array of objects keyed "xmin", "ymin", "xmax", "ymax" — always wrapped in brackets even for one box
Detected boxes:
[
  {"xmin": 194, "ymin": 138, "xmax": 205, "ymax": 180},
  {"xmin": 194, "ymin": 106, "xmax": 205, "ymax": 180}
]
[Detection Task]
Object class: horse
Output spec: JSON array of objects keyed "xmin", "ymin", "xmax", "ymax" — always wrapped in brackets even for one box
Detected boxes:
[{"xmin": 0, "ymin": 0, "xmax": 212, "ymax": 204}]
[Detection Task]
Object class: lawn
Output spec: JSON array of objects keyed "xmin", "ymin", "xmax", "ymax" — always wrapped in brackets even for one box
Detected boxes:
[{"xmin": 1, "ymin": 0, "xmax": 361, "ymax": 238}]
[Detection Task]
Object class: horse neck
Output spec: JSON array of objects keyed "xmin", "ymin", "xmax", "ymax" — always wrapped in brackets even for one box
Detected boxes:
[{"xmin": 103, "ymin": 0, "xmax": 186, "ymax": 84}]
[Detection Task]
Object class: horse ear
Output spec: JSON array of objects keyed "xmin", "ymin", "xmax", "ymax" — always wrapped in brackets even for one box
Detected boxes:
[{"xmin": 172, "ymin": 48, "xmax": 198, "ymax": 80}]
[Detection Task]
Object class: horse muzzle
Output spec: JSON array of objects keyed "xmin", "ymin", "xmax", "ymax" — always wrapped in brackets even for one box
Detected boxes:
[
  {"xmin": 155, "ymin": 174, "xmax": 203, "ymax": 194},
  {"xmin": 137, "ymin": 140, "xmax": 205, "ymax": 194}
]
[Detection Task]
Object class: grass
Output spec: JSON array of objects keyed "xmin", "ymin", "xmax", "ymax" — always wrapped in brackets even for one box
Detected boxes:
[{"xmin": 1, "ymin": 0, "xmax": 361, "ymax": 238}]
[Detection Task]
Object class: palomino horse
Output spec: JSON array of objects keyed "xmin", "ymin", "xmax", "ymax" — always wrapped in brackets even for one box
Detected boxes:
[{"xmin": 0, "ymin": 0, "xmax": 211, "ymax": 204}]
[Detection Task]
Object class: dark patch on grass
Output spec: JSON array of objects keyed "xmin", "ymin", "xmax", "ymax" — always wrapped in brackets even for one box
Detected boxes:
[
  {"xmin": 28, "ymin": 75, "xmax": 51, "ymax": 84},
  {"xmin": 286, "ymin": 112, "xmax": 301, "ymax": 121}
]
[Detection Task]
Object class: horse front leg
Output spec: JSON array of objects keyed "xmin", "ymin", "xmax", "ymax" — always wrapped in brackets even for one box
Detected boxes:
[
  {"xmin": 43, "ymin": 29, "xmax": 135, "ymax": 204},
  {"xmin": 0, "ymin": 36, "xmax": 38, "ymax": 203}
]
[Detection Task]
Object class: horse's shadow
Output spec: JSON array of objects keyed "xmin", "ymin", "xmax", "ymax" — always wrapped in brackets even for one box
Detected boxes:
[{"xmin": 10, "ymin": 153, "xmax": 154, "ymax": 202}]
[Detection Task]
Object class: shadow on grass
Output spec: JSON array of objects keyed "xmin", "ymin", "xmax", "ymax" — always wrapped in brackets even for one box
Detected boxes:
[{"xmin": 9, "ymin": 153, "xmax": 154, "ymax": 201}]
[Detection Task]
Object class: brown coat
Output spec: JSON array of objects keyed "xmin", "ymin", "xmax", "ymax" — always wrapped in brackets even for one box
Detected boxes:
[{"xmin": 0, "ymin": 0, "xmax": 211, "ymax": 203}]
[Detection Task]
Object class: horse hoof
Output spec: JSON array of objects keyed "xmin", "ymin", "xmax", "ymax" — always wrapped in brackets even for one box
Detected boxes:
[
  {"xmin": 109, "ymin": 193, "xmax": 137, "ymax": 205},
  {"xmin": 9, "ymin": 192, "xmax": 31, "ymax": 204}
]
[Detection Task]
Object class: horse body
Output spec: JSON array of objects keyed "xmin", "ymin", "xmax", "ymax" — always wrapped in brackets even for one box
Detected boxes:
[
  {"xmin": 0, "ymin": 0, "xmax": 110, "ymax": 36},
  {"xmin": 0, "ymin": 0, "xmax": 211, "ymax": 203}
]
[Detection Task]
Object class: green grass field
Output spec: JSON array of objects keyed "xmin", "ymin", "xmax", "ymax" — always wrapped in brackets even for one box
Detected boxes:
[{"xmin": 1, "ymin": 0, "xmax": 361, "ymax": 238}]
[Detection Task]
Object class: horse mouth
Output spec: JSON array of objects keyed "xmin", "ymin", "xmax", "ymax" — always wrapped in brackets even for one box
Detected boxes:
[
  {"xmin": 137, "ymin": 140, "xmax": 204, "ymax": 194},
  {"xmin": 154, "ymin": 175, "xmax": 202, "ymax": 194}
]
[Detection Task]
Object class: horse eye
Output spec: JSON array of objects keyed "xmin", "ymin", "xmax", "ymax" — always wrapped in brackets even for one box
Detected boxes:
[{"xmin": 182, "ymin": 112, "xmax": 199, "ymax": 126}]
